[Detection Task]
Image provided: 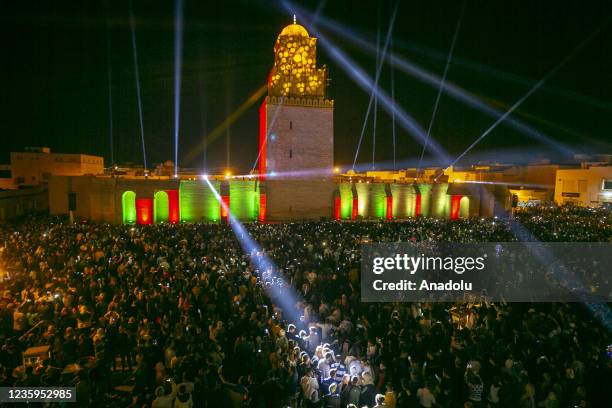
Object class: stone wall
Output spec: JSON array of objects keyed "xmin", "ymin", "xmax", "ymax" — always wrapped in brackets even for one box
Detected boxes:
[
  {"xmin": 264, "ymin": 179, "xmax": 335, "ymax": 221},
  {"xmin": 265, "ymin": 101, "xmax": 333, "ymax": 177}
]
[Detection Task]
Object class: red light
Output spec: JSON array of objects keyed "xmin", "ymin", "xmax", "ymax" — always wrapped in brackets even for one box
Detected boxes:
[
  {"xmin": 166, "ymin": 190, "xmax": 180, "ymax": 224},
  {"xmin": 136, "ymin": 198, "xmax": 153, "ymax": 225},
  {"xmin": 259, "ymin": 193, "xmax": 267, "ymax": 222},
  {"xmin": 334, "ymin": 195, "xmax": 341, "ymax": 220},
  {"xmin": 220, "ymin": 195, "xmax": 230, "ymax": 221},
  {"xmin": 415, "ymin": 194, "xmax": 422, "ymax": 217},
  {"xmin": 386, "ymin": 196, "xmax": 393, "ymax": 220},
  {"xmin": 450, "ymin": 195, "xmax": 462, "ymax": 220}
]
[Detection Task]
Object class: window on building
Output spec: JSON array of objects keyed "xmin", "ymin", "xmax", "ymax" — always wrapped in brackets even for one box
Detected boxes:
[
  {"xmin": 578, "ymin": 180, "xmax": 587, "ymax": 192},
  {"xmin": 289, "ymin": 149, "xmax": 293, "ymax": 158},
  {"xmin": 289, "ymin": 120, "xmax": 293, "ymax": 129},
  {"xmin": 603, "ymin": 179, "xmax": 612, "ymax": 190},
  {"xmin": 562, "ymin": 179, "xmax": 576, "ymax": 192}
]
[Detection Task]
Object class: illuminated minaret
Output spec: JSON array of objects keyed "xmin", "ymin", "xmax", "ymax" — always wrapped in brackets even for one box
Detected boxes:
[
  {"xmin": 259, "ymin": 17, "xmax": 334, "ymax": 179},
  {"xmin": 258, "ymin": 17, "xmax": 335, "ymax": 220}
]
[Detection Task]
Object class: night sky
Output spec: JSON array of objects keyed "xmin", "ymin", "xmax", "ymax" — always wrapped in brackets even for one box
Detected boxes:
[{"xmin": 1, "ymin": 0, "xmax": 611, "ymax": 173}]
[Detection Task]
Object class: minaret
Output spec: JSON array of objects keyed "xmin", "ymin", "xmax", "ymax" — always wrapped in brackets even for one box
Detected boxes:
[{"xmin": 258, "ymin": 18, "xmax": 335, "ymax": 220}]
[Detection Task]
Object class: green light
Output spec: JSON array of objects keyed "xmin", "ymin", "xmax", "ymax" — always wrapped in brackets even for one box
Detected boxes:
[
  {"xmin": 122, "ymin": 191, "xmax": 136, "ymax": 224},
  {"xmin": 339, "ymin": 183, "xmax": 352, "ymax": 219},
  {"xmin": 419, "ymin": 184, "xmax": 432, "ymax": 217},
  {"xmin": 153, "ymin": 191, "xmax": 169, "ymax": 223},
  {"xmin": 230, "ymin": 180, "xmax": 258, "ymax": 221},
  {"xmin": 180, "ymin": 180, "xmax": 220, "ymax": 222},
  {"xmin": 369, "ymin": 183, "xmax": 386, "ymax": 219},
  {"xmin": 204, "ymin": 180, "xmax": 221, "ymax": 222},
  {"xmin": 391, "ymin": 184, "xmax": 416, "ymax": 218},
  {"xmin": 355, "ymin": 183, "xmax": 369, "ymax": 217},
  {"xmin": 459, "ymin": 196, "xmax": 470, "ymax": 218},
  {"xmin": 432, "ymin": 183, "xmax": 450, "ymax": 218}
]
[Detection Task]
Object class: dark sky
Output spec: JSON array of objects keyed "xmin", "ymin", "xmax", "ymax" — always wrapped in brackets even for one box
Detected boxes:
[{"xmin": 1, "ymin": 0, "xmax": 611, "ymax": 172}]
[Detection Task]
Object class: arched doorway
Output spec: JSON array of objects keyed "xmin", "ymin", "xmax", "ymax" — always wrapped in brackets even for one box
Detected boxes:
[
  {"xmin": 154, "ymin": 191, "xmax": 169, "ymax": 223},
  {"xmin": 459, "ymin": 196, "xmax": 470, "ymax": 219},
  {"xmin": 122, "ymin": 191, "xmax": 137, "ymax": 224}
]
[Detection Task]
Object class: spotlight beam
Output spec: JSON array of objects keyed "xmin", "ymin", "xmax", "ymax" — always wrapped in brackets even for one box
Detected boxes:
[
  {"xmin": 203, "ymin": 178, "xmax": 305, "ymax": 321},
  {"xmin": 417, "ymin": 1, "xmax": 465, "ymax": 173},
  {"xmin": 173, "ymin": 0, "xmax": 184, "ymax": 177},
  {"xmin": 372, "ymin": 25, "xmax": 379, "ymax": 171},
  {"xmin": 393, "ymin": 37, "xmax": 612, "ymax": 114},
  {"xmin": 105, "ymin": 5, "xmax": 114, "ymax": 166},
  {"xmin": 447, "ymin": 19, "xmax": 609, "ymax": 169},
  {"xmin": 390, "ymin": 38, "xmax": 396, "ymax": 170},
  {"xmin": 306, "ymin": 8, "xmax": 573, "ymax": 156},
  {"xmin": 352, "ymin": 3, "xmax": 398, "ymax": 170},
  {"xmin": 458, "ymin": 180, "xmax": 555, "ymax": 189},
  {"xmin": 128, "ymin": 0, "xmax": 148, "ymax": 169},
  {"xmin": 285, "ymin": 2, "xmax": 452, "ymax": 165},
  {"xmin": 183, "ymin": 84, "xmax": 267, "ymax": 166}
]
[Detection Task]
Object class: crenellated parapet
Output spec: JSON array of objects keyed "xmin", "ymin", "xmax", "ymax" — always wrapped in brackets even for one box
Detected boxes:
[{"xmin": 266, "ymin": 95, "xmax": 334, "ymax": 108}]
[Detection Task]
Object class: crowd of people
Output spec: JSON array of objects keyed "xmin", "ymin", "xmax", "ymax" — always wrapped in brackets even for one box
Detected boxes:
[{"xmin": 0, "ymin": 206, "xmax": 610, "ymax": 407}]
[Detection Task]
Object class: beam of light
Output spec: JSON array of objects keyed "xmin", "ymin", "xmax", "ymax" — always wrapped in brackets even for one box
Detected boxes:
[
  {"xmin": 417, "ymin": 1, "xmax": 465, "ymax": 174},
  {"xmin": 173, "ymin": 0, "xmax": 184, "ymax": 177},
  {"xmin": 504, "ymin": 220, "xmax": 612, "ymax": 331},
  {"xmin": 286, "ymin": 2, "xmax": 452, "ymax": 165},
  {"xmin": 354, "ymin": 143, "xmax": 603, "ymax": 173},
  {"xmin": 225, "ymin": 91, "xmax": 231, "ymax": 170},
  {"xmin": 352, "ymin": 3, "xmax": 398, "ymax": 170},
  {"xmin": 456, "ymin": 180, "xmax": 555, "ymax": 189},
  {"xmin": 390, "ymin": 38, "xmax": 396, "ymax": 171},
  {"xmin": 447, "ymin": 19, "xmax": 609, "ymax": 170},
  {"xmin": 393, "ymin": 37, "xmax": 612, "ymax": 114},
  {"xmin": 203, "ymin": 178, "xmax": 305, "ymax": 322},
  {"xmin": 183, "ymin": 84, "xmax": 267, "ymax": 166},
  {"xmin": 313, "ymin": 0, "xmax": 327, "ymax": 23},
  {"xmin": 232, "ymin": 166, "xmax": 334, "ymax": 180},
  {"xmin": 105, "ymin": 5, "xmax": 114, "ymax": 166},
  {"xmin": 250, "ymin": 100, "xmax": 283, "ymax": 174},
  {"xmin": 305, "ymin": 9, "xmax": 573, "ymax": 157},
  {"xmin": 474, "ymin": 92, "xmax": 611, "ymax": 143},
  {"xmin": 197, "ymin": 38, "xmax": 208, "ymax": 171},
  {"xmin": 372, "ymin": 25, "xmax": 380, "ymax": 171},
  {"xmin": 128, "ymin": 0, "xmax": 148, "ymax": 169}
]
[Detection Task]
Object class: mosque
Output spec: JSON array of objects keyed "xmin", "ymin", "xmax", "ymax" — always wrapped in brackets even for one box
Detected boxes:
[{"xmin": 48, "ymin": 20, "xmax": 509, "ymax": 223}]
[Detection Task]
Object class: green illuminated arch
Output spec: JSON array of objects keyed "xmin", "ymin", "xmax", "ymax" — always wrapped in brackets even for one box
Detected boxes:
[
  {"xmin": 339, "ymin": 183, "xmax": 352, "ymax": 219},
  {"xmin": 459, "ymin": 196, "xmax": 470, "ymax": 219},
  {"xmin": 154, "ymin": 191, "xmax": 169, "ymax": 223},
  {"xmin": 230, "ymin": 180, "xmax": 258, "ymax": 221},
  {"xmin": 122, "ymin": 191, "xmax": 137, "ymax": 224}
]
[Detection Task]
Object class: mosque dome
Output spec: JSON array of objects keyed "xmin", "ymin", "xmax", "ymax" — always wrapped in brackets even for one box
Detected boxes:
[
  {"xmin": 269, "ymin": 16, "xmax": 327, "ymax": 99},
  {"xmin": 278, "ymin": 17, "xmax": 309, "ymax": 39}
]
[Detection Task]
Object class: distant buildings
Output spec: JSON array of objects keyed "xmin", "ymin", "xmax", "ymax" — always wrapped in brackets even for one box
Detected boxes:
[
  {"xmin": 4, "ymin": 20, "xmax": 612, "ymax": 223},
  {"xmin": 344, "ymin": 157, "xmax": 612, "ymax": 209},
  {"xmin": 0, "ymin": 147, "xmax": 103, "ymax": 222},
  {"xmin": 0, "ymin": 147, "xmax": 104, "ymax": 189},
  {"xmin": 555, "ymin": 164, "xmax": 612, "ymax": 207}
]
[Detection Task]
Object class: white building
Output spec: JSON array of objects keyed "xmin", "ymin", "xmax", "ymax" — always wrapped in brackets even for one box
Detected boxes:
[{"xmin": 554, "ymin": 164, "xmax": 612, "ymax": 207}]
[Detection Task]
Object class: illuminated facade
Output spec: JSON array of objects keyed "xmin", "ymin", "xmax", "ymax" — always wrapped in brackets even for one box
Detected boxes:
[
  {"xmin": 46, "ymin": 21, "xmax": 510, "ymax": 224},
  {"xmin": 259, "ymin": 18, "xmax": 335, "ymax": 220},
  {"xmin": 10, "ymin": 147, "xmax": 104, "ymax": 187},
  {"xmin": 268, "ymin": 17, "xmax": 327, "ymax": 98}
]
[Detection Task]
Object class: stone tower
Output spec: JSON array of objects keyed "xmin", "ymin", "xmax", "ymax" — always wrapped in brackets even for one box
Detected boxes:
[{"xmin": 258, "ymin": 18, "xmax": 335, "ymax": 220}]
